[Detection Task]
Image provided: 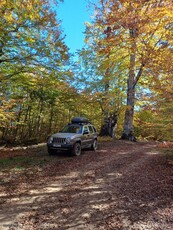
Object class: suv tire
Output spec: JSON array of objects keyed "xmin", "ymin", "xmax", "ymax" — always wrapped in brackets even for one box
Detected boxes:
[
  {"xmin": 91, "ymin": 139, "xmax": 98, "ymax": 151},
  {"xmin": 72, "ymin": 142, "xmax": 81, "ymax": 156}
]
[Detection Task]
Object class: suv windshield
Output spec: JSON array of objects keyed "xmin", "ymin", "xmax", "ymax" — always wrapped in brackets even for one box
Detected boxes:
[{"xmin": 60, "ymin": 125, "xmax": 82, "ymax": 134}]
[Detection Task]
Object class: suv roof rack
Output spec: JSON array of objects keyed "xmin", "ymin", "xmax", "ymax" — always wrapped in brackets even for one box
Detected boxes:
[{"xmin": 71, "ymin": 117, "xmax": 89, "ymax": 124}]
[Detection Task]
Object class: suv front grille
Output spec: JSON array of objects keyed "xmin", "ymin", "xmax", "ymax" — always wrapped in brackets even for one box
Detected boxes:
[{"xmin": 53, "ymin": 137, "xmax": 66, "ymax": 144}]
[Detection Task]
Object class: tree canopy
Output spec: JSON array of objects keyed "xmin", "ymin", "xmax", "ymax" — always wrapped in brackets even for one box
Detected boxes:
[
  {"xmin": 80, "ymin": 0, "xmax": 173, "ymax": 140},
  {"xmin": 0, "ymin": 0, "xmax": 173, "ymax": 144}
]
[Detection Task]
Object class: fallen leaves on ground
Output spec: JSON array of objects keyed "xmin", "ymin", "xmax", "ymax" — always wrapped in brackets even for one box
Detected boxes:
[{"xmin": 0, "ymin": 140, "xmax": 173, "ymax": 230}]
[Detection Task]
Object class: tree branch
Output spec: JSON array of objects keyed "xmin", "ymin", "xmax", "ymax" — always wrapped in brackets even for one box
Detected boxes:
[{"xmin": 133, "ymin": 63, "xmax": 144, "ymax": 89}]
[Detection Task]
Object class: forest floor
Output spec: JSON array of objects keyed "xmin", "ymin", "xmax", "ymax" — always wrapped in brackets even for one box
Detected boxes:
[{"xmin": 0, "ymin": 140, "xmax": 173, "ymax": 230}]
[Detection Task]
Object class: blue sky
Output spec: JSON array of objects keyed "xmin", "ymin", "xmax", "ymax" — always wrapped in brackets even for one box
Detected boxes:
[{"xmin": 57, "ymin": 0, "xmax": 92, "ymax": 53}]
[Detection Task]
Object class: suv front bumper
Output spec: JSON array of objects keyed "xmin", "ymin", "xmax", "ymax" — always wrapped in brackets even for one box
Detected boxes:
[{"xmin": 47, "ymin": 143, "xmax": 74, "ymax": 151}]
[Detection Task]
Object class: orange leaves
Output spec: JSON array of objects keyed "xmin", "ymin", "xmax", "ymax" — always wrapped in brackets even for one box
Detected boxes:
[{"xmin": 157, "ymin": 142, "xmax": 173, "ymax": 148}]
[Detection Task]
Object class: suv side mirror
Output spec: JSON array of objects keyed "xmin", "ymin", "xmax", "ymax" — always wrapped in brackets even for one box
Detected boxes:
[{"xmin": 83, "ymin": 130, "xmax": 89, "ymax": 135}]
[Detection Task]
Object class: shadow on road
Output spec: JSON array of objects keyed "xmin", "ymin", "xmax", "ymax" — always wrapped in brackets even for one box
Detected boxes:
[{"xmin": 0, "ymin": 141, "xmax": 173, "ymax": 229}]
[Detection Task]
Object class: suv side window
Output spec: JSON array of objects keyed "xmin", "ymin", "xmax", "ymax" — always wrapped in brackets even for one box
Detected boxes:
[
  {"xmin": 83, "ymin": 126, "xmax": 89, "ymax": 134},
  {"xmin": 92, "ymin": 125, "xmax": 97, "ymax": 133},
  {"xmin": 88, "ymin": 125, "xmax": 94, "ymax": 133}
]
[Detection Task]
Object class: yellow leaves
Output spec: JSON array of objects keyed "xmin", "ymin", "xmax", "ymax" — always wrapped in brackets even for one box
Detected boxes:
[
  {"xmin": 14, "ymin": 0, "xmax": 39, "ymax": 11},
  {"xmin": 4, "ymin": 11, "xmax": 13, "ymax": 22},
  {"xmin": 20, "ymin": 0, "xmax": 34, "ymax": 11},
  {"xmin": 1, "ymin": 0, "xmax": 37, "ymax": 25},
  {"xmin": 85, "ymin": 22, "xmax": 92, "ymax": 28},
  {"xmin": 25, "ymin": 37, "xmax": 35, "ymax": 43},
  {"xmin": 0, "ymin": 99, "xmax": 17, "ymax": 127},
  {"xmin": 140, "ymin": 1, "xmax": 173, "ymax": 35},
  {"xmin": 0, "ymin": 0, "xmax": 6, "ymax": 5},
  {"xmin": 0, "ymin": 112, "xmax": 6, "ymax": 121}
]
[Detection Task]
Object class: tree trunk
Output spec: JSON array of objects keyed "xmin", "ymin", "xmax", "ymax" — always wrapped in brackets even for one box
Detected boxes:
[
  {"xmin": 121, "ymin": 28, "xmax": 137, "ymax": 141},
  {"xmin": 48, "ymin": 104, "xmax": 54, "ymax": 135},
  {"xmin": 99, "ymin": 113, "xmax": 117, "ymax": 138},
  {"xmin": 121, "ymin": 87, "xmax": 136, "ymax": 141},
  {"xmin": 100, "ymin": 26, "xmax": 118, "ymax": 138}
]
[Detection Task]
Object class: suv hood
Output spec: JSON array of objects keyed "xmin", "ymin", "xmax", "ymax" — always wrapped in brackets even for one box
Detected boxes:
[{"xmin": 52, "ymin": 133, "xmax": 81, "ymax": 139}]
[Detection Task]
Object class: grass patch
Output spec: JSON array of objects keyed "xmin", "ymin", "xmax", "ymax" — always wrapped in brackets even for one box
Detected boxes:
[
  {"xmin": 160, "ymin": 148, "xmax": 173, "ymax": 163},
  {"xmin": 98, "ymin": 136, "xmax": 114, "ymax": 142},
  {"xmin": 0, "ymin": 155, "xmax": 51, "ymax": 171}
]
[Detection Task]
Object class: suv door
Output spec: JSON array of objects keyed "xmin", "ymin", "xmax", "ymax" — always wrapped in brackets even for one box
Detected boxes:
[
  {"xmin": 87, "ymin": 125, "xmax": 95, "ymax": 145},
  {"xmin": 81, "ymin": 125, "xmax": 91, "ymax": 148}
]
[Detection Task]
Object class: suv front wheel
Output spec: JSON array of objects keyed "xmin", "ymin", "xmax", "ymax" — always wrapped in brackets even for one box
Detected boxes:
[{"xmin": 72, "ymin": 142, "xmax": 81, "ymax": 156}]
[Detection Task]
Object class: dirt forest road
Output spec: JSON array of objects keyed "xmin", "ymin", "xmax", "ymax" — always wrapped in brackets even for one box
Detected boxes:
[{"xmin": 0, "ymin": 141, "xmax": 173, "ymax": 230}]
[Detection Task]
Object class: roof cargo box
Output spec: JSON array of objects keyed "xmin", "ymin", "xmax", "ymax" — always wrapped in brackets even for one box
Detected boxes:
[{"xmin": 71, "ymin": 117, "xmax": 89, "ymax": 124}]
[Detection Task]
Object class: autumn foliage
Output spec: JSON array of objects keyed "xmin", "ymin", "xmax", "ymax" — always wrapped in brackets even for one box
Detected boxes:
[{"xmin": 0, "ymin": 0, "xmax": 173, "ymax": 145}]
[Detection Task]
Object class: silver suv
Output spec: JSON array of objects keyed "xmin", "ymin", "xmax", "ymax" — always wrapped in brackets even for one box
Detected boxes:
[{"xmin": 47, "ymin": 117, "xmax": 98, "ymax": 156}]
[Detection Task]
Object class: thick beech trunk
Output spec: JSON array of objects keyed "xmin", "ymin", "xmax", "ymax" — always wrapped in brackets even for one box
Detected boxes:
[
  {"xmin": 121, "ymin": 87, "xmax": 136, "ymax": 141},
  {"xmin": 99, "ymin": 113, "xmax": 117, "ymax": 138},
  {"xmin": 121, "ymin": 28, "xmax": 137, "ymax": 141}
]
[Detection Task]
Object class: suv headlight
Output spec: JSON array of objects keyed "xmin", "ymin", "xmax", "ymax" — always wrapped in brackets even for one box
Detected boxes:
[
  {"xmin": 66, "ymin": 137, "xmax": 71, "ymax": 144},
  {"xmin": 48, "ymin": 136, "xmax": 53, "ymax": 143}
]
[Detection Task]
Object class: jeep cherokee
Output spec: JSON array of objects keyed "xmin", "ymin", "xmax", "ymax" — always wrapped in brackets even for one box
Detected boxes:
[{"xmin": 47, "ymin": 117, "xmax": 98, "ymax": 156}]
